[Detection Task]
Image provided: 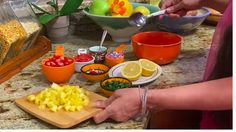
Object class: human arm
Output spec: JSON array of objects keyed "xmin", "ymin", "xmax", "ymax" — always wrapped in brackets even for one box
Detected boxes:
[
  {"xmin": 160, "ymin": 0, "xmax": 229, "ymax": 17},
  {"xmin": 93, "ymin": 77, "xmax": 232, "ymax": 123},
  {"xmin": 147, "ymin": 77, "xmax": 232, "ymax": 110}
]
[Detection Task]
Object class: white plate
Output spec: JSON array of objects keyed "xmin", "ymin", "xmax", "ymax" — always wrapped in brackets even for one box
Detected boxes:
[{"xmin": 108, "ymin": 62, "xmax": 162, "ymax": 86}]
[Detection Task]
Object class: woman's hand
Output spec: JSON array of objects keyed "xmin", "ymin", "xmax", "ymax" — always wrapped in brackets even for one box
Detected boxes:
[
  {"xmin": 160, "ymin": 0, "xmax": 204, "ymax": 17},
  {"xmin": 93, "ymin": 88, "xmax": 143, "ymax": 123}
]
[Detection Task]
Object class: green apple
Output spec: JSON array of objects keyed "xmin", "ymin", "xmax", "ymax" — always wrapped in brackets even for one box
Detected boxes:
[{"xmin": 89, "ymin": 0, "xmax": 109, "ymax": 16}]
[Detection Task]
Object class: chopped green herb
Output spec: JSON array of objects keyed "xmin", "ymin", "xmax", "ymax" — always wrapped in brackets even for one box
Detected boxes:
[{"xmin": 103, "ymin": 80, "xmax": 130, "ymax": 91}]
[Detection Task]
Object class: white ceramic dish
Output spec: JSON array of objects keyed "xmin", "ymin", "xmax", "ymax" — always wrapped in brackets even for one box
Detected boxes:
[
  {"xmin": 108, "ymin": 62, "xmax": 162, "ymax": 86},
  {"xmin": 75, "ymin": 57, "xmax": 95, "ymax": 72}
]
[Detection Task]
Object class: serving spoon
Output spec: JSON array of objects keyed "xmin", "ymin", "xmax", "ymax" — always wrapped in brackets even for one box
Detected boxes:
[
  {"xmin": 128, "ymin": 10, "xmax": 166, "ymax": 27},
  {"xmin": 98, "ymin": 30, "xmax": 107, "ymax": 52}
]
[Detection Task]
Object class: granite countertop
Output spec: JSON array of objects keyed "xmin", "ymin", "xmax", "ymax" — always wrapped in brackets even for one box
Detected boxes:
[{"xmin": 0, "ymin": 14, "xmax": 215, "ymax": 129}]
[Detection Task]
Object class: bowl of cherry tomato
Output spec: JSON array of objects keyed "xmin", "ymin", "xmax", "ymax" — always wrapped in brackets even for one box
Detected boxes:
[
  {"xmin": 100, "ymin": 77, "xmax": 132, "ymax": 97},
  {"xmin": 41, "ymin": 55, "xmax": 75, "ymax": 84},
  {"xmin": 81, "ymin": 63, "xmax": 109, "ymax": 81},
  {"xmin": 74, "ymin": 53, "xmax": 95, "ymax": 72}
]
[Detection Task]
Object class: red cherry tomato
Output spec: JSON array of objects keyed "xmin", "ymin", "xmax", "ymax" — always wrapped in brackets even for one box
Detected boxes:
[
  {"xmin": 57, "ymin": 62, "xmax": 65, "ymax": 67},
  {"xmin": 64, "ymin": 61, "xmax": 69, "ymax": 65},
  {"xmin": 59, "ymin": 56, "xmax": 65, "ymax": 61},
  {"xmin": 50, "ymin": 61, "xmax": 56, "ymax": 67},
  {"xmin": 53, "ymin": 55, "xmax": 60, "ymax": 59},
  {"xmin": 68, "ymin": 58, "xmax": 74, "ymax": 63},
  {"xmin": 46, "ymin": 56, "xmax": 73, "ymax": 67},
  {"xmin": 64, "ymin": 56, "xmax": 68, "ymax": 62},
  {"xmin": 88, "ymin": 71, "xmax": 97, "ymax": 75},
  {"xmin": 45, "ymin": 61, "xmax": 51, "ymax": 66}
]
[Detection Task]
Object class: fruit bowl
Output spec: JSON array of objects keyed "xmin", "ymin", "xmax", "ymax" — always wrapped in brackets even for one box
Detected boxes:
[
  {"xmin": 155, "ymin": 7, "xmax": 210, "ymax": 34},
  {"xmin": 83, "ymin": 3, "xmax": 159, "ymax": 42},
  {"xmin": 81, "ymin": 63, "xmax": 109, "ymax": 81},
  {"xmin": 41, "ymin": 56, "xmax": 75, "ymax": 84},
  {"xmin": 100, "ymin": 77, "xmax": 132, "ymax": 97}
]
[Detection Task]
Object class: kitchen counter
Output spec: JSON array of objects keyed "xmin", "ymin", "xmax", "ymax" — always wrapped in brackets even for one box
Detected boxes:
[{"xmin": 0, "ymin": 14, "xmax": 215, "ymax": 129}]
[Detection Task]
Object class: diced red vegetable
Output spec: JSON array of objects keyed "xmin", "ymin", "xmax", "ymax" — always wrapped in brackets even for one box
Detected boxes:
[
  {"xmin": 75, "ymin": 54, "xmax": 93, "ymax": 62},
  {"xmin": 86, "ymin": 69, "xmax": 105, "ymax": 75}
]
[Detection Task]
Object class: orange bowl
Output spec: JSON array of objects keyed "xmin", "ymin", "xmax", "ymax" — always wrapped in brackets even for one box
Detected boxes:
[
  {"xmin": 132, "ymin": 32, "xmax": 182, "ymax": 65},
  {"xmin": 41, "ymin": 57, "xmax": 75, "ymax": 84},
  {"xmin": 105, "ymin": 54, "xmax": 124, "ymax": 68},
  {"xmin": 100, "ymin": 77, "xmax": 132, "ymax": 97},
  {"xmin": 81, "ymin": 63, "xmax": 109, "ymax": 81}
]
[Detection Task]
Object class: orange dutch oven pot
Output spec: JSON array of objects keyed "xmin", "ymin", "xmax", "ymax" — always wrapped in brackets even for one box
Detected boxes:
[{"xmin": 132, "ymin": 32, "xmax": 182, "ymax": 65}]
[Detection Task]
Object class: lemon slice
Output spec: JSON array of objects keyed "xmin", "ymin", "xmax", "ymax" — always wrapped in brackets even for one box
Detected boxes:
[
  {"xmin": 139, "ymin": 59, "xmax": 158, "ymax": 77},
  {"xmin": 134, "ymin": 6, "xmax": 150, "ymax": 16},
  {"xmin": 121, "ymin": 61, "xmax": 142, "ymax": 81}
]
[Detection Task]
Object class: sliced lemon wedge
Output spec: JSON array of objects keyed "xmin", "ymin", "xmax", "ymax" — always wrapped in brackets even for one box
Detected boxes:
[
  {"xmin": 139, "ymin": 59, "xmax": 158, "ymax": 77},
  {"xmin": 121, "ymin": 61, "xmax": 142, "ymax": 81}
]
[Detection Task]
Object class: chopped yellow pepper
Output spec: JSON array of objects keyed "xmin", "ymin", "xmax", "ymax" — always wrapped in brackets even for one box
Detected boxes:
[{"xmin": 27, "ymin": 83, "xmax": 90, "ymax": 112}]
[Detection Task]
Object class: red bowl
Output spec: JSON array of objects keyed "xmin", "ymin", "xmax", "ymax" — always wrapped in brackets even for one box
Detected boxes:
[{"xmin": 132, "ymin": 32, "xmax": 182, "ymax": 65}]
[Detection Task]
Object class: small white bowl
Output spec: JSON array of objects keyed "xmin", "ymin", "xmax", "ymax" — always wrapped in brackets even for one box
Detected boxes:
[{"xmin": 75, "ymin": 57, "xmax": 95, "ymax": 72}]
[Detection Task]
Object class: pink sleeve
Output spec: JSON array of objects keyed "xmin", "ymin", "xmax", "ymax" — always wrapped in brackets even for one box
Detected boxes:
[
  {"xmin": 201, "ymin": 0, "xmax": 232, "ymax": 129},
  {"xmin": 203, "ymin": 0, "xmax": 232, "ymax": 81}
]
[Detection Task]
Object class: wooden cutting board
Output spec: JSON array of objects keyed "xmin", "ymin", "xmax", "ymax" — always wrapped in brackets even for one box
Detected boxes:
[
  {"xmin": 0, "ymin": 36, "xmax": 51, "ymax": 84},
  {"xmin": 15, "ymin": 91, "xmax": 107, "ymax": 128}
]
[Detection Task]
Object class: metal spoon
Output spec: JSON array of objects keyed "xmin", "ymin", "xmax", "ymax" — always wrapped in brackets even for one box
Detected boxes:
[
  {"xmin": 128, "ymin": 10, "xmax": 166, "ymax": 27},
  {"xmin": 98, "ymin": 30, "xmax": 107, "ymax": 52}
]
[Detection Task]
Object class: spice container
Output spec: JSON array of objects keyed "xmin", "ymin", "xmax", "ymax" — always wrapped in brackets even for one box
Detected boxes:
[
  {"xmin": 8, "ymin": 0, "xmax": 42, "ymax": 51},
  {"xmin": 0, "ymin": 1, "xmax": 27, "ymax": 64}
]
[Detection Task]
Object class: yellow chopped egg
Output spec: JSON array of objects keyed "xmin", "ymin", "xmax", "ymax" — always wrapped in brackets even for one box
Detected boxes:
[{"xmin": 27, "ymin": 84, "xmax": 90, "ymax": 112}]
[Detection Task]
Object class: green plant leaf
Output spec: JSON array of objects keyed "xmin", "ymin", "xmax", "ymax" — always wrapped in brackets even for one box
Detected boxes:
[
  {"xmin": 47, "ymin": 1, "xmax": 57, "ymax": 9},
  {"xmin": 31, "ymin": 3, "xmax": 51, "ymax": 15},
  {"xmin": 60, "ymin": 0, "xmax": 83, "ymax": 16},
  {"xmin": 39, "ymin": 14, "xmax": 58, "ymax": 24}
]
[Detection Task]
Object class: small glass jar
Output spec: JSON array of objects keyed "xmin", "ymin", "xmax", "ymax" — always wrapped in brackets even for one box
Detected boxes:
[
  {"xmin": 0, "ymin": 0, "xmax": 42, "ymax": 65},
  {"xmin": 0, "ymin": 1, "xmax": 27, "ymax": 64},
  {"xmin": 8, "ymin": 0, "xmax": 42, "ymax": 51}
]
